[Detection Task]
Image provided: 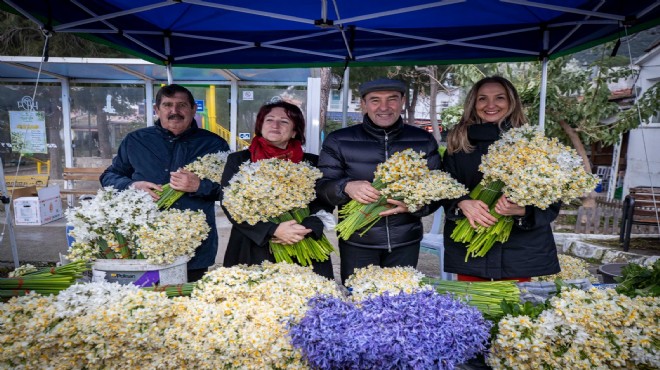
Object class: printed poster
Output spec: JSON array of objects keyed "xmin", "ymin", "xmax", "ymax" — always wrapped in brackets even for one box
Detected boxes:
[{"xmin": 9, "ymin": 111, "xmax": 47, "ymax": 154}]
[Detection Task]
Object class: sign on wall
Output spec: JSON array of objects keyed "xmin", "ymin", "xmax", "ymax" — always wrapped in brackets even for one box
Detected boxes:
[{"xmin": 9, "ymin": 111, "xmax": 47, "ymax": 154}]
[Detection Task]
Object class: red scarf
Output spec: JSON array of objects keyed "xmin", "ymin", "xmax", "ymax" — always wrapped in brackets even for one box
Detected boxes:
[{"xmin": 248, "ymin": 136, "xmax": 304, "ymax": 163}]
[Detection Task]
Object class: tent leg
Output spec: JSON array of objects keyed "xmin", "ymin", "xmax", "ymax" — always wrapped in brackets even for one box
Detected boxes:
[
  {"xmin": 539, "ymin": 57, "xmax": 548, "ymax": 132},
  {"xmin": 0, "ymin": 158, "xmax": 20, "ymax": 268}
]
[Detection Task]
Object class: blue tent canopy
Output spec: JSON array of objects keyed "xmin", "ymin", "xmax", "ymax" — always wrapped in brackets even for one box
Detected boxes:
[{"xmin": 2, "ymin": 0, "xmax": 659, "ymax": 68}]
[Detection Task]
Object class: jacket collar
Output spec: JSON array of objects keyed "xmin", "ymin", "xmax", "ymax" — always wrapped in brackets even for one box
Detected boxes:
[
  {"xmin": 361, "ymin": 114, "xmax": 404, "ymax": 139},
  {"xmin": 154, "ymin": 119, "xmax": 199, "ymax": 139}
]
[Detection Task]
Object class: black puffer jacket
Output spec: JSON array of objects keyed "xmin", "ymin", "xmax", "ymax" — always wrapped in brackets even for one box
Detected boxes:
[
  {"xmin": 442, "ymin": 123, "xmax": 561, "ymax": 279},
  {"xmin": 317, "ymin": 116, "xmax": 441, "ymax": 250}
]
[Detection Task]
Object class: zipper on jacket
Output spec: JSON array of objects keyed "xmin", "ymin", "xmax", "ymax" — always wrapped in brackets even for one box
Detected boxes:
[{"xmin": 384, "ymin": 131, "xmax": 392, "ymax": 252}]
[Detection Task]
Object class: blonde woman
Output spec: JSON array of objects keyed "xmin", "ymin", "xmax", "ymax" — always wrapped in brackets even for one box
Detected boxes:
[{"xmin": 442, "ymin": 76, "xmax": 560, "ymax": 282}]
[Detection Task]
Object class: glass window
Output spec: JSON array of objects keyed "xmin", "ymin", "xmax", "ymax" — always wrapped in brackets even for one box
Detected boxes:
[
  {"xmin": 0, "ymin": 83, "xmax": 64, "ymax": 179},
  {"xmin": 70, "ymin": 84, "xmax": 146, "ymax": 167}
]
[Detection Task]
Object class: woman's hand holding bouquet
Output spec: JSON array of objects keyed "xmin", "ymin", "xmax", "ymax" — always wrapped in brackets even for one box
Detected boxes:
[
  {"xmin": 451, "ymin": 125, "xmax": 599, "ymax": 260},
  {"xmin": 222, "ymin": 158, "xmax": 335, "ymax": 266}
]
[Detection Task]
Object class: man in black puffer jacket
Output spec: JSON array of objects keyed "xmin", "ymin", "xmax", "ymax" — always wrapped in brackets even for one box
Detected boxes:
[{"xmin": 317, "ymin": 78, "xmax": 441, "ymax": 284}]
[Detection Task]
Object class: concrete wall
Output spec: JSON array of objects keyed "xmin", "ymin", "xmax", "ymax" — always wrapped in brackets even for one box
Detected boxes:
[{"xmin": 623, "ymin": 46, "xmax": 660, "ymax": 195}]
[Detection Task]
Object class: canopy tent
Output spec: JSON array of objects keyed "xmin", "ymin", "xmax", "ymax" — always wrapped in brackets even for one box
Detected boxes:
[
  {"xmin": 2, "ymin": 0, "xmax": 658, "ymax": 68},
  {"xmin": 3, "ymin": 0, "xmax": 658, "ymax": 130}
]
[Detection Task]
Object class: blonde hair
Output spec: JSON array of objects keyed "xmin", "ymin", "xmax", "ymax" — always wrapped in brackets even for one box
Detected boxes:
[{"xmin": 447, "ymin": 76, "xmax": 527, "ymax": 154}]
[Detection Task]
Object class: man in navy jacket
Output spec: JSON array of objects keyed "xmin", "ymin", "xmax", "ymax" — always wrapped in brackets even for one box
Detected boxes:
[{"xmin": 100, "ymin": 84, "xmax": 229, "ymax": 282}]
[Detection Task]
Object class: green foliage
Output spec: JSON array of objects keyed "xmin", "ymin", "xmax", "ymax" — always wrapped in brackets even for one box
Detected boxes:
[
  {"xmin": 615, "ymin": 260, "xmax": 660, "ymax": 298},
  {"xmin": 439, "ymin": 104, "xmax": 462, "ymax": 130},
  {"xmin": 0, "ymin": 11, "xmax": 130, "ymax": 57}
]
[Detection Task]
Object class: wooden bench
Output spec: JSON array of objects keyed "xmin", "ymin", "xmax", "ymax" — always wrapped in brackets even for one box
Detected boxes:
[
  {"xmin": 61, "ymin": 167, "xmax": 105, "ymax": 197},
  {"xmin": 620, "ymin": 186, "xmax": 660, "ymax": 251}
]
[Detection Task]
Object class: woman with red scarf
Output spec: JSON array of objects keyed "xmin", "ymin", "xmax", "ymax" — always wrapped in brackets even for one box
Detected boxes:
[{"xmin": 219, "ymin": 101, "xmax": 335, "ymax": 280}]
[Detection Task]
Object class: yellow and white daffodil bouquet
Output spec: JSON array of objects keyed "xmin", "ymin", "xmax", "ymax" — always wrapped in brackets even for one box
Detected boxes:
[
  {"xmin": 222, "ymin": 158, "xmax": 335, "ymax": 266},
  {"xmin": 452, "ymin": 125, "xmax": 598, "ymax": 260},
  {"xmin": 66, "ymin": 186, "xmax": 209, "ymax": 265},
  {"xmin": 336, "ymin": 148, "xmax": 467, "ymax": 240},
  {"xmin": 157, "ymin": 150, "xmax": 230, "ymax": 209}
]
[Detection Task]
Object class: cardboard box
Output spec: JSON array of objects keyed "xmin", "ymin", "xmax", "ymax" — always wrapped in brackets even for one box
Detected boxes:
[{"xmin": 13, "ymin": 185, "xmax": 64, "ymax": 225}]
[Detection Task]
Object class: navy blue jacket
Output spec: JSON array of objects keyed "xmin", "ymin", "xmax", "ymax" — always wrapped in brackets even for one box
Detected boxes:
[
  {"xmin": 100, "ymin": 120, "xmax": 230, "ymax": 269},
  {"xmin": 316, "ymin": 116, "xmax": 441, "ymax": 250}
]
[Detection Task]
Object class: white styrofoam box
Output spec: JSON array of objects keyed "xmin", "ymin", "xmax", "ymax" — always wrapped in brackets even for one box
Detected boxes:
[{"xmin": 13, "ymin": 185, "xmax": 64, "ymax": 225}]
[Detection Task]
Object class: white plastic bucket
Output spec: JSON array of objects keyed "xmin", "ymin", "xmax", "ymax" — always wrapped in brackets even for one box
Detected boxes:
[{"xmin": 92, "ymin": 256, "xmax": 189, "ymax": 287}]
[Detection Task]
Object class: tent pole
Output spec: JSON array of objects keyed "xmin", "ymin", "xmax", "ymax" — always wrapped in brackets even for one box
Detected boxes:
[
  {"xmin": 539, "ymin": 57, "xmax": 548, "ymax": 131},
  {"xmin": 0, "ymin": 158, "xmax": 20, "ymax": 268},
  {"xmin": 342, "ymin": 66, "xmax": 350, "ymax": 128},
  {"xmin": 61, "ymin": 78, "xmax": 73, "ymax": 169},
  {"xmin": 166, "ymin": 64, "xmax": 173, "ymax": 85},
  {"xmin": 306, "ymin": 77, "xmax": 322, "ymax": 154},
  {"xmin": 145, "ymin": 80, "xmax": 154, "ymax": 126},
  {"xmin": 229, "ymin": 80, "xmax": 238, "ymax": 151}
]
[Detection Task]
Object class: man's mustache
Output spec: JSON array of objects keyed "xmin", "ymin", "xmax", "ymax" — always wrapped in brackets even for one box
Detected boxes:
[{"xmin": 167, "ymin": 114, "xmax": 184, "ymax": 120}]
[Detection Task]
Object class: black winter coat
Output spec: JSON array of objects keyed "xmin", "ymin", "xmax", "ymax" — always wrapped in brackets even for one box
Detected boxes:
[
  {"xmin": 100, "ymin": 120, "xmax": 230, "ymax": 270},
  {"xmin": 317, "ymin": 116, "xmax": 441, "ymax": 250},
  {"xmin": 442, "ymin": 123, "xmax": 561, "ymax": 279},
  {"xmin": 219, "ymin": 150, "xmax": 334, "ymax": 280}
]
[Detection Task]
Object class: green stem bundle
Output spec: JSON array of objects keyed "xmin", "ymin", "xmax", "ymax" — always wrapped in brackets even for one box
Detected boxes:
[
  {"xmin": 155, "ymin": 183, "xmax": 184, "ymax": 210},
  {"xmin": 451, "ymin": 180, "xmax": 515, "ymax": 261},
  {"xmin": 423, "ymin": 278, "xmax": 520, "ymax": 317},
  {"xmin": 269, "ymin": 208, "xmax": 335, "ymax": 266},
  {"xmin": 0, "ymin": 261, "xmax": 90, "ymax": 299},
  {"xmin": 335, "ymin": 178, "xmax": 388, "ymax": 240},
  {"xmin": 143, "ymin": 283, "xmax": 195, "ymax": 297}
]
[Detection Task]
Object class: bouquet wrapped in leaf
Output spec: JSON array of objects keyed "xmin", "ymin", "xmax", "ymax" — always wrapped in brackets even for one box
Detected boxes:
[
  {"xmin": 222, "ymin": 158, "xmax": 335, "ymax": 266},
  {"xmin": 65, "ymin": 186, "xmax": 210, "ymax": 265},
  {"xmin": 156, "ymin": 150, "xmax": 230, "ymax": 209},
  {"xmin": 451, "ymin": 125, "xmax": 599, "ymax": 260},
  {"xmin": 336, "ymin": 148, "xmax": 467, "ymax": 240}
]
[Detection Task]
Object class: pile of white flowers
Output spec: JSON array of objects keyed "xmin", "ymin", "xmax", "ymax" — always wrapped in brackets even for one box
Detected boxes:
[
  {"xmin": 222, "ymin": 158, "xmax": 322, "ymax": 225},
  {"xmin": 488, "ymin": 287, "xmax": 660, "ymax": 369},
  {"xmin": 533, "ymin": 254, "xmax": 599, "ymax": 283},
  {"xmin": 345, "ymin": 265, "xmax": 430, "ymax": 301},
  {"xmin": 480, "ymin": 125, "xmax": 598, "ymax": 209},
  {"xmin": 0, "ymin": 263, "xmax": 342, "ymax": 369}
]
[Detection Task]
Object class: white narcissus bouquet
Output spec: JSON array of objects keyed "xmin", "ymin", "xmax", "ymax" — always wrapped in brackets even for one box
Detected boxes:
[
  {"xmin": 222, "ymin": 158, "xmax": 334, "ymax": 266},
  {"xmin": 452, "ymin": 125, "xmax": 598, "ymax": 260},
  {"xmin": 487, "ymin": 287, "xmax": 660, "ymax": 369},
  {"xmin": 157, "ymin": 150, "xmax": 230, "ymax": 209},
  {"xmin": 65, "ymin": 186, "xmax": 209, "ymax": 265},
  {"xmin": 336, "ymin": 148, "xmax": 467, "ymax": 240},
  {"xmin": 66, "ymin": 186, "xmax": 159, "ymax": 261},
  {"xmin": 134, "ymin": 208, "xmax": 210, "ymax": 265}
]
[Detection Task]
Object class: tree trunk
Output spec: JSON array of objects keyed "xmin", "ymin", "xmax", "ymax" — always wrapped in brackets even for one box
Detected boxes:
[
  {"xmin": 319, "ymin": 67, "xmax": 331, "ymax": 132},
  {"xmin": 46, "ymin": 108, "xmax": 63, "ymax": 179},
  {"xmin": 428, "ymin": 66, "xmax": 441, "ymax": 143},
  {"xmin": 96, "ymin": 106, "xmax": 113, "ymax": 159},
  {"xmin": 558, "ymin": 119, "xmax": 597, "ymax": 209}
]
